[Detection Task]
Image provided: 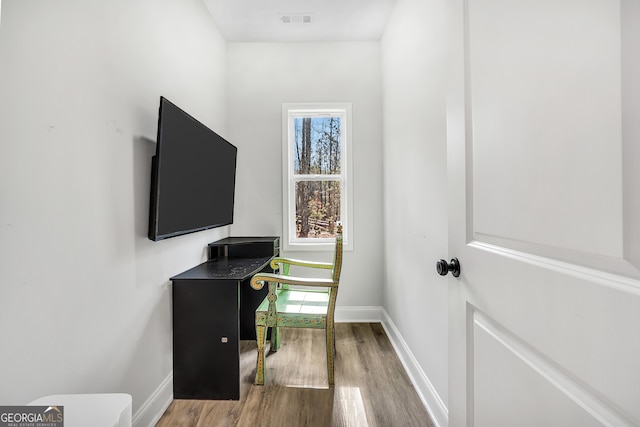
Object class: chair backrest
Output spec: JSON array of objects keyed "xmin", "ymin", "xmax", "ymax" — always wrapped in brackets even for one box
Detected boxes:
[{"xmin": 332, "ymin": 223, "xmax": 344, "ymax": 283}]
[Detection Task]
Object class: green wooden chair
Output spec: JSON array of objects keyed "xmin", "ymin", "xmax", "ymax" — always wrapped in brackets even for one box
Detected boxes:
[{"xmin": 250, "ymin": 224, "xmax": 343, "ymax": 386}]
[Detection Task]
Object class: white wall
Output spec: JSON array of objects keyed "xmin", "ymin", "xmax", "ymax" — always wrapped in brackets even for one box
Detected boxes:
[
  {"xmin": 0, "ymin": 0, "xmax": 227, "ymax": 418},
  {"xmin": 227, "ymin": 42, "xmax": 384, "ymax": 307},
  {"xmin": 0, "ymin": 0, "xmax": 449, "ymax": 422},
  {"xmin": 381, "ymin": 0, "xmax": 449, "ymax": 422}
]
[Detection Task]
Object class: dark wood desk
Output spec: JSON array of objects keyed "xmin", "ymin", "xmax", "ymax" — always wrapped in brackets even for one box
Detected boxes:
[{"xmin": 171, "ymin": 237, "xmax": 279, "ymax": 400}]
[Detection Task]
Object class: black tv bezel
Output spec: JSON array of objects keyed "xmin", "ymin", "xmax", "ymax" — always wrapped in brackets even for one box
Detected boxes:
[{"xmin": 148, "ymin": 96, "xmax": 237, "ymax": 241}]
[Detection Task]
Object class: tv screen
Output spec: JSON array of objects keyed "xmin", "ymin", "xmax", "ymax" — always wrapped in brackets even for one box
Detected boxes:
[{"xmin": 148, "ymin": 97, "xmax": 237, "ymax": 241}]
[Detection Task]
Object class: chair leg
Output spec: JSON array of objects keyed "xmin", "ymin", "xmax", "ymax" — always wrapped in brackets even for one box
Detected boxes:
[
  {"xmin": 326, "ymin": 324, "xmax": 335, "ymax": 386},
  {"xmin": 271, "ymin": 326, "xmax": 281, "ymax": 352},
  {"xmin": 255, "ymin": 325, "xmax": 267, "ymax": 385}
]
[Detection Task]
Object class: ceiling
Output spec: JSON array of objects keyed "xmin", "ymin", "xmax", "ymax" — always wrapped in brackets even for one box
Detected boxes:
[{"xmin": 202, "ymin": 0, "xmax": 396, "ymax": 42}]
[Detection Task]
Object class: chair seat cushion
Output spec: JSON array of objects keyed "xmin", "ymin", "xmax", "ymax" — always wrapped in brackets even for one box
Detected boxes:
[{"xmin": 256, "ymin": 289, "xmax": 329, "ymax": 328}]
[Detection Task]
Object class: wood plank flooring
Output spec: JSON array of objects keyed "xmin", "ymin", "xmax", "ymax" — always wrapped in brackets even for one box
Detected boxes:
[{"xmin": 156, "ymin": 323, "xmax": 434, "ymax": 427}]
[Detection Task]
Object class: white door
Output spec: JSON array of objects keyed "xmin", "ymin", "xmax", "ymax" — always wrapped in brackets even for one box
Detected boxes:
[{"xmin": 446, "ymin": 1, "xmax": 640, "ymax": 426}]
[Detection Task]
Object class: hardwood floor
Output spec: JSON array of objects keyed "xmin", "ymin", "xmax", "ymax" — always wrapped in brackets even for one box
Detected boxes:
[{"xmin": 156, "ymin": 323, "xmax": 434, "ymax": 427}]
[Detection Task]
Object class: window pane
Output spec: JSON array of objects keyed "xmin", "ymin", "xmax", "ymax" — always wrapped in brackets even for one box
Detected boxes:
[
  {"xmin": 295, "ymin": 180, "xmax": 341, "ymax": 238},
  {"xmin": 293, "ymin": 117, "xmax": 341, "ymax": 175}
]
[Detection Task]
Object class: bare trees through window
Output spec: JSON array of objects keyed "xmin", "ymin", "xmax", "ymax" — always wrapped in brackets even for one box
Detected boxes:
[{"xmin": 293, "ymin": 116, "xmax": 342, "ymax": 238}]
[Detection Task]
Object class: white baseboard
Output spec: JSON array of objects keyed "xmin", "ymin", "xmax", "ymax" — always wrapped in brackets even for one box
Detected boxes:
[
  {"xmin": 133, "ymin": 372, "xmax": 173, "ymax": 427},
  {"xmin": 335, "ymin": 305, "xmax": 383, "ymax": 323},
  {"xmin": 381, "ymin": 309, "xmax": 448, "ymax": 427}
]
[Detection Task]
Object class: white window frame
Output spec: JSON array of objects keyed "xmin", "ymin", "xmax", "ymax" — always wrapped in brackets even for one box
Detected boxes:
[{"xmin": 282, "ymin": 103, "xmax": 353, "ymax": 252}]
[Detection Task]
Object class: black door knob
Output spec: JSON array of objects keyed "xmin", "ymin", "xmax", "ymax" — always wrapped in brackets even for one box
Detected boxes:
[{"xmin": 436, "ymin": 258, "xmax": 460, "ymax": 277}]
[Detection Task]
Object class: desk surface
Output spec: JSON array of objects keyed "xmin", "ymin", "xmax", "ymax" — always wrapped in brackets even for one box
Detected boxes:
[{"xmin": 171, "ymin": 256, "xmax": 272, "ymax": 281}]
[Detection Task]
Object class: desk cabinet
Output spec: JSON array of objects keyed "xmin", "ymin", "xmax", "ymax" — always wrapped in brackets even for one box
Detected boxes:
[{"xmin": 171, "ymin": 237, "xmax": 279, "ymax": 400}]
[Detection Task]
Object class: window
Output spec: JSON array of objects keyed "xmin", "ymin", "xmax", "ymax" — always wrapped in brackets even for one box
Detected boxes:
[{"xmin": 282, "ymin": 103, "xmax": 352, "ymax": 251}]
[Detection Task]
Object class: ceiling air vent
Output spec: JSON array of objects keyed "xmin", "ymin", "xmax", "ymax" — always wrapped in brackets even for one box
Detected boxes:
[{"xmin": 280, "ymin": 14, "xmax": 312, "ymax": 24}]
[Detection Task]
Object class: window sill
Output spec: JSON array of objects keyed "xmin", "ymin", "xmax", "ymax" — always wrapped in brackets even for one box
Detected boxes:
[{"xmin": 283, "ymin": 240, "xmax": 351, "ymax": 252}]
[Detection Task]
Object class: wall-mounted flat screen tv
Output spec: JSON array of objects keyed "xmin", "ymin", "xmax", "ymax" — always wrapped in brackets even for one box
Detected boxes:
[{"xmin": 148, "ymin": 96, "xmax": 237, "ymax": 241}]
